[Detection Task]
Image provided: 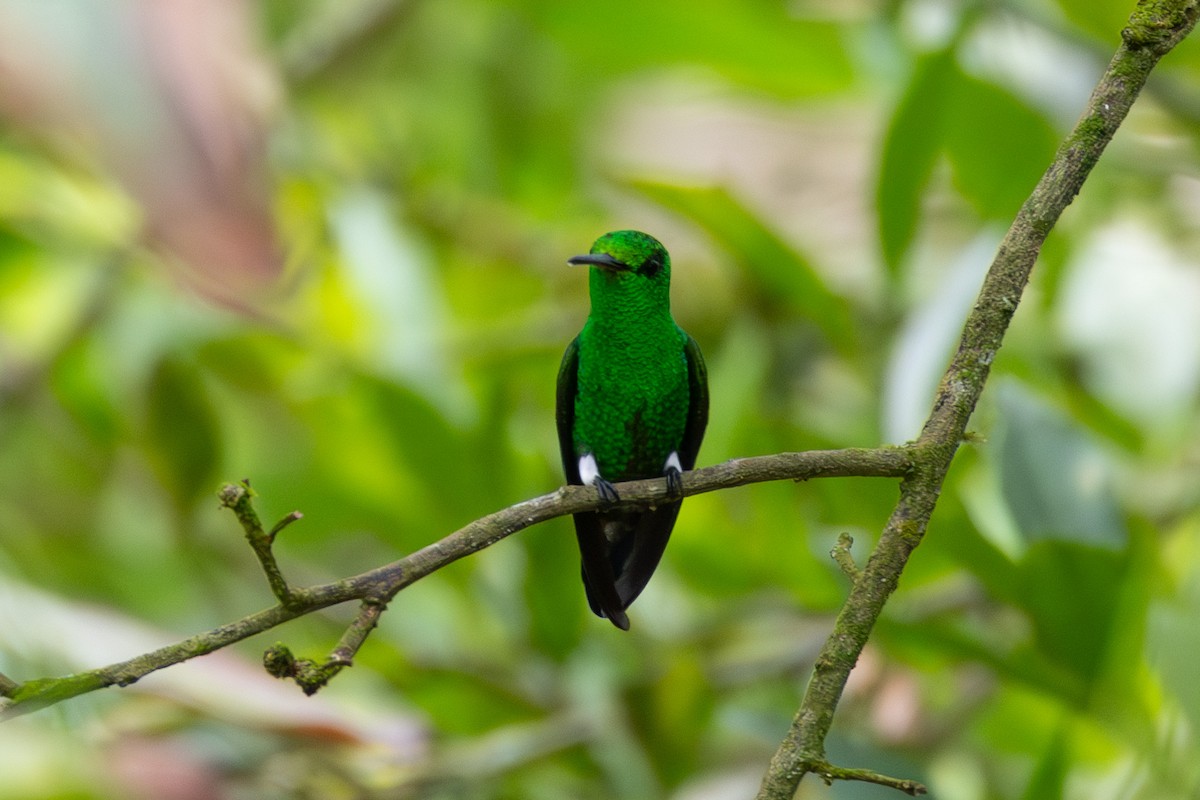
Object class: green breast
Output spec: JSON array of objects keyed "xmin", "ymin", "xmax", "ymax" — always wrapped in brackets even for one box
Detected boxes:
[{"xmin": 573, "ymin": 321, "xmax": 690, "ymax": 481}]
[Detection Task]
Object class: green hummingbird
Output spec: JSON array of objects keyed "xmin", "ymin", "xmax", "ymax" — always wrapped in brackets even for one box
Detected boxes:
[{"xmin": 556, "ymin": 230, "xmax": 708, "ymax": 630}]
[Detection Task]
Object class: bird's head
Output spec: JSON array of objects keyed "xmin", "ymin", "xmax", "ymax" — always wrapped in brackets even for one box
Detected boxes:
[{"xmin": 568, "ymin": 230, "xmax": 670, "ymax": 289}]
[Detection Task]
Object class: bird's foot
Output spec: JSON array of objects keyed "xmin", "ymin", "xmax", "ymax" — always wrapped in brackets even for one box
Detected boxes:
[
  {"xmin": 593, "ymin": 477, "xmax": 620, "ymax": 507},
  {"xmin": 665, "ymin": 466, "xmax": 683, "ymax": 499}
]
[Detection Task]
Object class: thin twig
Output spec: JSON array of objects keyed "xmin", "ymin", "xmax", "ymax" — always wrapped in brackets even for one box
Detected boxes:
[
  {"xmin": 330, "ymin": 596, "xmax": 389, "ymax": 666},
  {"xmin": 810, "ymin": 760, "xmax": 927, "ymax": 796},
  {"xmin": 268, "ymin": 511, "xmax": 304, "ymax": 542},
  {"xmin": 218, "ymin": 480, "xmax": 298, "ymax": 607},
  {"xmin": 830, "ymin": 533, "xmax": 859, "ymax": 583}
]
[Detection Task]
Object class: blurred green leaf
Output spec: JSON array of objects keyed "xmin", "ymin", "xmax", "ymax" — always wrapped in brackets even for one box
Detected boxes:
[
  {"xmin": 534, "ymin": 0, "xmax": 855, "ymax": 97},
  {"xmin": 876, "ymin": 48, "xmax": 956, "ymax": 276},
  {"xmin": 631, "ymin": 180, "xmax": 857, "ymax": 352},
  {"xmin": 524, "ymin": 520, "xmax": 588, "ymax": 659},
  {"xmin": 1052, "ymin": 0, "xmax": 1136, "ymax": 42},
  {"xmin": 361, "ymin": 374, "xmax": 501, "ymax": 532},
  {"xmin": 144, "ymin": 354, "xmax": 222, "ymax": 512},
  {"xmin": 1148, "ymin": 524, "xmax": 1200, "ymax": 735},
  {"xmin": 699, "ymin": 315, "xmax": 771, "ymax": 462},
  {"xmin": 995, "ymin": 382, "xmax": 1126, "ymax": 549},
  {"xmin": 1020, "ymin": 723, "xmax": 1069, "ymax": 800},
  {"xmin": 878, "ymin": 616, "xmax": 1088, "ymax": 704},
  {"xmin": 877, "ymin": 56, "xmax": 1058, "ymax": 273},
  {"xmin": 630, "ymin": 649, "xmax": 714, "ymax": 786},
  {"xmin": 1012, "ymin": 541, "xmax": 1126, "ymax": 692},
  {"xmin": 945, "ymin": 75, "xmax": 1059, "ymax": 221},
  {"xmin": 50, "ymin": 337, "xmax": 123, "ymax": 448},
  {"xmin": 1151, "ymin": 585, "xmax": 1200, "ymax": 729},
  {"xmin": 406, "ymin": 667, "xmax": 539, "ymax": 736},
  {"xmin": 921, "ymin": 494, "xmax": 1017, "ymax": 599},
  {"xmin": 197, "ymin": 332, "xmax": 303, "ymax": 395},
  {"xmin": 990, "ymin": 385, "xmax": 1149, "ymax": 700}
]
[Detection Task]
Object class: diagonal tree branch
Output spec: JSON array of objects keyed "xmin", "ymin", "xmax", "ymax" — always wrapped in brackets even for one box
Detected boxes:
[
  {"xmin": 756, "ymin": 1, "xmax": 1200, "ymax": 797},
  {"xmin": 0, "ymin": 446, "xmax": 910, "ymax": 720}
]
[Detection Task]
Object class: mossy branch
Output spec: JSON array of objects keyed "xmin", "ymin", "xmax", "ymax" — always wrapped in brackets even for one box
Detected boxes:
[
  {"xmin": 0, "ymin": 446, "xmax": 910, "ymax": 719},
  {"xmin": 755, "ymin": 1, "xmax": 1199, "ymax": 797},
  {"xmin": 830, "ymin": 533, "xmax": 860, "ymax": 583}
]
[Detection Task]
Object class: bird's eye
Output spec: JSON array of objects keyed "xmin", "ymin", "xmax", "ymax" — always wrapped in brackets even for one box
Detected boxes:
[{"xmin": 641, "ymin": 255, "xmax": 664, "ymax": 276}]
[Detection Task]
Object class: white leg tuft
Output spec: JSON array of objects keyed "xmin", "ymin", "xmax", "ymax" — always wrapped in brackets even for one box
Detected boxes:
[{"xmin": 579, "ymin": 453, "xmax": 601, "ymax": 486}]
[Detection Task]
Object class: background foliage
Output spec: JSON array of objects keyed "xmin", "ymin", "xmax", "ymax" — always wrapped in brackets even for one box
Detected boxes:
[{"xmin": 2, "ymin": 0, "xmax": 1200, "ymax": 798}]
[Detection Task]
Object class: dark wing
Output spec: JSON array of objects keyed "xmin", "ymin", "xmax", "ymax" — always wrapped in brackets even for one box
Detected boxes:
[
  {"xmin": 579, "ymin": 518, "xmax": 632, "ymax": 631},
  {"xmin": 556, "ymin": 336, "xmax": 581, "ymax": 483},
  {"xmin": 557, "ymin": 335, "xmax": 630, "ymax": 630},
  {"xmin": 679, "ymin": 334, "xmax": 709, "ymax": 470}
]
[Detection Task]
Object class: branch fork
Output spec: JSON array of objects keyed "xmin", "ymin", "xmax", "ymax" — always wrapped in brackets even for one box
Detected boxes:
[{"xmin": 218, "ymin": 480, "xmax": 303, "ymax": 609}]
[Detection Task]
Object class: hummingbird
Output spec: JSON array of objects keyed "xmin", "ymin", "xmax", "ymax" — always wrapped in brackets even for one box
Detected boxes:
[{"xmin": 556, "ymin": 230, "xmax": 708, "ymax": 630}]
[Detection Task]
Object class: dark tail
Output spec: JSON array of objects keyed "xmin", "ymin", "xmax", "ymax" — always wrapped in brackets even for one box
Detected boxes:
[{"xmin": 575, "ymin": 502, "xmax": 682, "ymax": 630}]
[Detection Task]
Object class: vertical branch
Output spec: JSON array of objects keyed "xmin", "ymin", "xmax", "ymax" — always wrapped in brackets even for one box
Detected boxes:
[
  {"xmin": 757, "ymin": 1, "xmax": 1200, "ymax": 796},
  {"xmin": 218, "ymin": 481, "xmax": 302, "ymax": 607}
]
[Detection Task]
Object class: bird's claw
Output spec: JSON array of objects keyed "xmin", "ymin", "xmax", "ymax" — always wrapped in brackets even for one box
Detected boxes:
[
  {"xmin": 594, "ymin": 477, "xmax": 620, "ymax": 507},
  {"xmin": 665, "ymin": 466, "xmax": 683, "ymax": 499}
]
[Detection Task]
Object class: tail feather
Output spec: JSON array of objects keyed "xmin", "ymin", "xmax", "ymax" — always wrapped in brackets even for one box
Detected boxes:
[
  {"xmin": 612, "ymin": 502, "xmax": 680, "ymax": 607},
  {"xmin": 574, "ymin": 502, "xmax": 682, "ymax": 630},
  {"xmin": 574, "ymin": 511, "xmax": 630, "ymax": 630}
]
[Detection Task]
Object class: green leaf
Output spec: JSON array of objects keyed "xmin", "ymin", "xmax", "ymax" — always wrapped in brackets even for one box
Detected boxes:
[
  {"xmin": 1012, "ymin": 541, "xmax": 1126, "ymax": 691},
  {"xmin": 877, "ymin": 616, "xmax": 1087, "ymax": 704},
  {"xmin": 51, "ymin": 337, "xmax": 123, "ymax": 448},
  {"xmin": 537, "ymin": 0, "xmax": 855, "ymax": 97},
  {"xmin": 1149, "ymin": 539, "xmax": 1200, "ymax": 734},
  {"xmin": 144, "ymin": 355, "xmax": 222, "ymax": 511},
  {"xmin": 876, "ymin": 48, "xmax": 957, "ymax": 275},
  {"xmin": 1052, "ymin": 0, "xmax": 1136, "ymax": 43},
  {"xmin": 933, "ymin": 487, "xmax": 1022, "ymax": 601},
  {"xmin": 630, "ymin": 649, "xmax": 714, "ymax": 785},
  {"xmin": 995, "ymin": 382, "xmax": 1126, "ymax": 549},
  {"xmin": 1020, "ymin": 723, "xmax": 1069, "ymax": 800},
  {"xmin": 876, "ymin": 56, "xmax": 1058, "ymax": 273},
  {"xmin": 698, "ymin": 314, "xmax": 771, "ymax": 462},
  {"xmin": 359, "ymin": 374, "xmax": 481, "ymax": 527},
  {"xmin": 524, "ymin": 519, "xmax": 587, "ymax": 659},
  {"xmin": 945, "ymin": 75, "xmax": 1058, "ymax": 221},
  {"xmin": 631, "ymin": 180, "xmax": 857, "ymax": 352}
]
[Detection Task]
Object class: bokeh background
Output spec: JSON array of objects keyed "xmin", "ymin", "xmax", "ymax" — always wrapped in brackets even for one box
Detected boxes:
[{"xmin": 3, "ymin": 0, "xmax": 1200, "ymax": 798}]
